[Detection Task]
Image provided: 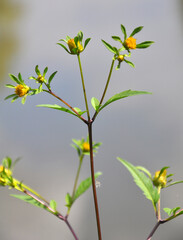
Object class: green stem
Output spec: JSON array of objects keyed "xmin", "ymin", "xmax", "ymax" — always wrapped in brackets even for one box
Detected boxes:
[
  {"xmin": 13, "ymin": 178, "xmax": 48, "ymax": 203},
  {"xmin": 92, "ymin": 58, "xmax": 115, "ymax": 121},
  {"xmin": 157, "ymin": 187, "xmax": 161, "ymax": 220},
  {"xmin": 77, "ymin": 54, "xmax": 90, "ymax": 121},
  {"xmin": 72, "ymin": 155, "xmax": 84, "ymax": 199},
  {"xmin": 88, "ymin": 123, "xmax": 102, "ymax": 240}
]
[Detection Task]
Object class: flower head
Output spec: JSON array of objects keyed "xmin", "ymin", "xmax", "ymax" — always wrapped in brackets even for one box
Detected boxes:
[
  {"xmin": 36, "ymin": 74, "xmax": 45, "ymax": 83},
  {"xmin": 82, "ymin": 142, "xmax": 90, "ymax": 152},
  {"xmin": 153, "ymin": 169, "xmax": 167, "ymax": 188},
  {"xmin": 15, "ymin": 84, "xmax": 29, "ymax": 97},
  {"xmin": 58, "ymin": 31, "xmax": 91, "ymax": 55},
  {"xmin": 124, "ymin": 37, "xmax": 136, "ymax": 49},
  {"xmin": 0, "ymin": 165, "xmax": 12, "ymax": 186},
  {"xmin": 67, "ymin": 39, "xmax": 84, "ymax": 54}
]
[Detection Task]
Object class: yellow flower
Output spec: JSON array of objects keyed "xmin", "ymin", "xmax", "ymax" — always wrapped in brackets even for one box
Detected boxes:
[
  {"xmin": 117, "ymin": 55, "xmax": 124, "ymax": 62},
  {"xmin": 37, "ymin": 74, "xmax": 45, "ymax": 83},
  {"xmin": 125, "ymin": 37, "xmax": 136, "ymax": 49},
  {"xmin": 67, "ymin": 39, "xmax": 84, "ymax": 54},
  {"xmin": 15, "ymin": 84, "xmax": 29, "ymax": 97},
  {"xmin": 0, "ymin": 165, "xmax": 12, "ymax": 185},
  {"xmin": 153, "ymin": 169, "xmax": 167, "ymax": 188},
  {"xmin": 82, "ymin": 142, "xmax": 90, "ymax": 152}
]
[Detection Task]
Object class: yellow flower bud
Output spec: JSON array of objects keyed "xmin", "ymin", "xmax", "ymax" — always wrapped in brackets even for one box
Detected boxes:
[
  {"xmin": 37, "ymin": 74, "xmax": 45, "ymax": 83},
  {"xmin": 124, "ymin": 37, "xmax": 136, "ymax": 49},
  {"xmin": 117, "ymin": 55, "xmax": 124, "ymax": 62},
  {"xmin": 67, "ymin": 39, "xmax": 84, "ymax": 54},
  {"xmin": 153, "ymin": 169, "xmax": 167, "ymax": 188},
  {"xmin": 82, "ymin": 142, "xmax": 90, "ymax": 152},
  {"xmin": 15, "ymin": 84, "xmax": 29, "ymax": 97},
  {"xmin": 0, "ymin": 165, "xmax": 12, "ymax": 185}
]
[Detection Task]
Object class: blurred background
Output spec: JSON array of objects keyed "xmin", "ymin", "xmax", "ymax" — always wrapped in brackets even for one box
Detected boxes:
[{"xmin": 0, "ymin": 0, "xmax": 183, "ymax": 239}]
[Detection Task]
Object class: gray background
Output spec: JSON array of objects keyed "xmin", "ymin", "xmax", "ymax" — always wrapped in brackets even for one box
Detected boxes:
[{"xmin": 0, "ymin": 0, "xmax": 183, "ymax": 239}]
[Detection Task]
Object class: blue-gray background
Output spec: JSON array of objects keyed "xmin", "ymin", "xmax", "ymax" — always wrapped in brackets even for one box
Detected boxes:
[{"xmin": 0, "ymin": 0, "xmax": 183, "ymax": 239}]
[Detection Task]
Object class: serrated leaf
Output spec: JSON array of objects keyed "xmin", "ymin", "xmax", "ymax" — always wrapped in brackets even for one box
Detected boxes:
[
  {"xmin": 121, "ymin": 24, "xmax": 127, "ymax": 41},
  {"xmin": 117, "ymin": 158, "xmax": 159, "ymax": 210},
  {"xmin": 130, "ymin": 26, "xmax": 143, "ymax": 37},
  {"xmin": 9, "ymin": 74, "xmax": 20, "ymax": 84},
  {"xmin": 91, "ymin": 97, "xmax": 100, "ymax": 111},
  {"xmin": 50, "ymin": 200, "xmax": 57, "ymax": 211},
  {"xmin": 73, "ymin": 172, "xmax": 102, "ymax": 203},
  {"xmin": 136, "ymin": 41, "xmax": 154, "ymax": 49},
  {"xmin": 10, "ymin": 194, "xmax": 52, "ymax": 213},
  {"xmin": 99, "ymin": 90, "xmax": 152, "ymax": 112},
  {"xmin": 101, "ymin": 40, "xmax": 116, "ymax": 54}
]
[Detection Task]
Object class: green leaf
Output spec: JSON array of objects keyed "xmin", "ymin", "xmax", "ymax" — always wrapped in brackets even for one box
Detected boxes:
[
  {"xmin": 11, "ymin": 96, "xmax": 19, "ymax": 102},
  {"xmin": 117, "ymin": 158, "xmax": 159, "ymax": 210},
  {"xmin": 166, "ymin": 180, "xmax": 183, "ymax": 188},
  {"xmin": 91, "ymin": 97, "xmax": 100, "ymax": 111},
  {"xmin": 18, "ymin": 73, "xmax": 24, "ymax": 84},
  {"xmin": 121, "ymin": 24, "xmax": 127, "ymax": 41},
  {"xmin": 73, "ymin": 172, "xmax": 102, "ymax": 203},
  {"xmin": 50, "ymin": 200, "xmax": 57, "ymax": 211},
  {"xmin": 164, "ymin": 207, "xmax": 181, "ymax": 216},
  {"xmin": 35, "ymin": 65, "xmax": 40, "ymax": 75},
  {"xmin": 43, "ymin": 67, "xmax": 48, "ymax": 77},
  {"xmin": 73, "ymin": 107, "xmax": 86, "ymax": 116},
  {"xmin": 136, "ymin": 41, "xmax": 154, "ymax": 49},
  {"xmin": 124, "ymin": 59, "xmax": 135, "ymax": 68},
  {"xmin": 48, "ymin": 71, "xmax": 57, "ymax": 86},
  {"xmin": 84, "ymin": 38, "xmax": 91, "ymax": 49},
  {"xmin": 57, "ymin": 43, "xmax": 70, "ymax": 54},
  {"xmin": 136, "ymin": 166, "xmax": 152, "ymax": 179},
  {"xmin": 2, "ymin": 157, "xmax": 12, "ymax": 169},
  {"xmin": 6, "ymin": 84, "xmax": 15, "ymax": 88},
  {"xmin": 21, "ymin": 96, "xmax": 27, "ymax": 105},
  {"xmin": 4, "ymin": 94, "xmax": 17, "ymax": 100},
  {"xmin": 10, "ymin": 194, "xmax": 52, "ymax": 213},
  {"xmin": 101, "ymin": 40, "xmax": 116, "ymax": 54},
  {"xmin": 99, "ymin": 90, "xmax": 152, "ymax": 112},
  {"xmin": 130, "ymin": 26, "xmax": 143, "ymax": 37},
  {"xmin": 37, "ymin": 104, "xmax": 77, "ymax": 116},
  {"xmin": 111, "ymin": 36, "xmax": 122, "ymax": 43},
  {"xmin": 9, "ymin": 74, "xmax": 20, "ymax": 84},
  {"xmin": 77, "ymin": 31, "xmax": 83, "ymax": 41},
  {"xmin": 65, "ymin": 193, "xmax": 73, "ymax": 207}
]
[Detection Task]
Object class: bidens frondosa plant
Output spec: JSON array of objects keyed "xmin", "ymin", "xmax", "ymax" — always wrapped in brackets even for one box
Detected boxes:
[{"xmin": 3, "ymin": 24, "xmax": 183, "ymax": 240}]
